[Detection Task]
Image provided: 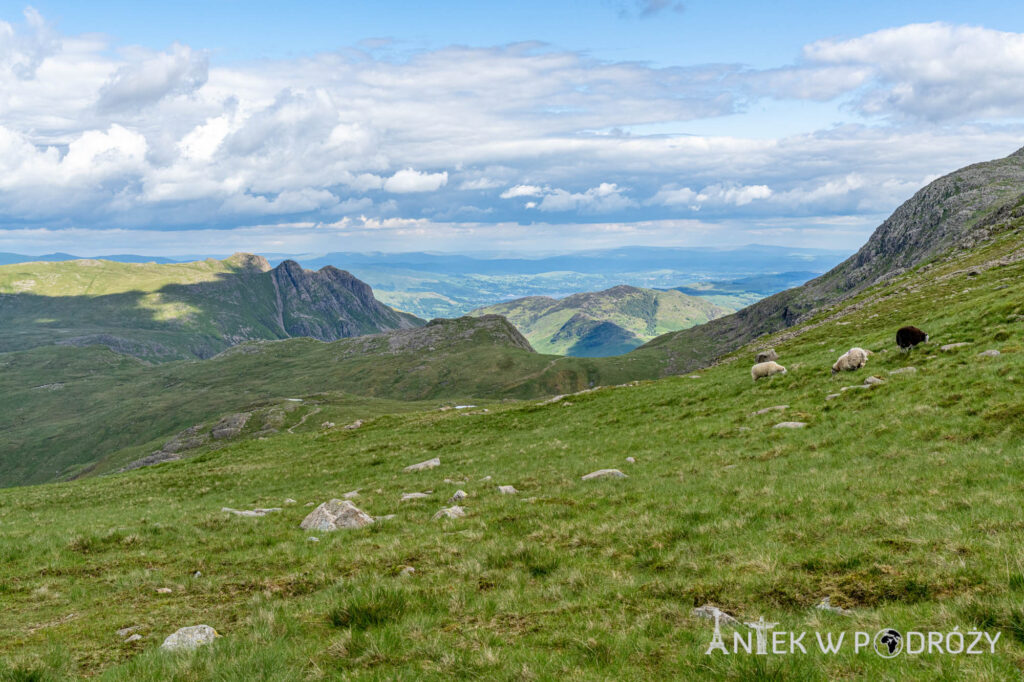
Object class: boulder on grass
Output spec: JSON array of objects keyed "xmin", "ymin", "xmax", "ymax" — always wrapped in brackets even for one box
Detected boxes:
[
  {"xmin": 160, "ymin": 624, "xmax": 219, "ymax": 651},
  {"xmin": 300, "ymin": 500, "xmax": 374, "ymax": 531}
]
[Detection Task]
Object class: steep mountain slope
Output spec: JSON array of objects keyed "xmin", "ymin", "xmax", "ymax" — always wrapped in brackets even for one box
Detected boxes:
[
  {"xmin": 471, "ymin": 285, "xmax": 732, "ymax": 356},
  {"xmin": 2, "ymin": 218, "xmax": 1023, "ymax": 680},
  {"xmin": 0, "ymin": 253, "xmax": 423, "ymax": 360},
  {"xmin": 639, "ymin": 146, "xmax": 1024, "ymax": 372},
  {"xmin": 0, "ymin": 315, "xmax": 664, "ymax": 487}
]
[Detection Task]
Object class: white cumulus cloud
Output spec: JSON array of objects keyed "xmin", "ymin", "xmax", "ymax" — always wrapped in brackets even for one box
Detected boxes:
[{"xmin": 382, "ymin": 168, "xmax": 449, "ymax": 193}]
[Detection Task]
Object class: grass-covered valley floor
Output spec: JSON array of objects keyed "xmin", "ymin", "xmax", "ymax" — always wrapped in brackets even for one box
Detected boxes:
[{"xmin": 2, "ymin": 232, "xmax": 1024, "ymax": 680}]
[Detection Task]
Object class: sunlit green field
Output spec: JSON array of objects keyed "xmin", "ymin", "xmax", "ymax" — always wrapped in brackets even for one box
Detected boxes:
[{"xmin": 1, "ymin": 233, "xmax": 1023, "ymax": 679}]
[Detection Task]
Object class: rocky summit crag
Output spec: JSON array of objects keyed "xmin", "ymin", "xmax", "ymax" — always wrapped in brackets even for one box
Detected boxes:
[
  {"xmin": 637, "ymin": 145, "xmax": 1024, "ymax": 373},
  {"xmin": 0, "ymin": 253, "xmax": 423, "ymax": 361}
]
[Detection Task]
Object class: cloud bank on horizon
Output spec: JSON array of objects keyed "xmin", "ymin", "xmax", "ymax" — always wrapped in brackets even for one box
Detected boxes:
[{"xmin": 1, "ymin": 5, "xmax": 1024, "ymax": 255}]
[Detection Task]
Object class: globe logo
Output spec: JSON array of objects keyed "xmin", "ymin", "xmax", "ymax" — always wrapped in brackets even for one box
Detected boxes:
[{"xmin": 873, "ymin": 628, "xmax": 903, "ymax": 658}]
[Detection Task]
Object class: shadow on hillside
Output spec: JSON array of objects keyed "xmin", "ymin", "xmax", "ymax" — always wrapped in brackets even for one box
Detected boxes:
[{"xmin": 0, "ymin": 261, "xmax": 416, "ymax": 361}]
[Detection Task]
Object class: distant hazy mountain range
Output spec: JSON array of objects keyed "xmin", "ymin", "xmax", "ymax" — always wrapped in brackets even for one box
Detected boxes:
[
  {"xmin": 470, "ymin": 285, "xmax": 732, "ymax": 356},
  {"xmin": 0, "ymin": 245, "xmax": 847, "ymax": 319}
]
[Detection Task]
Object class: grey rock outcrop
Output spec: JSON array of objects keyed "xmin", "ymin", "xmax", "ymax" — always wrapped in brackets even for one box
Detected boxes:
[{"xmin": 211, "ymin": 413, "xmax": 250, "ymax": 440}]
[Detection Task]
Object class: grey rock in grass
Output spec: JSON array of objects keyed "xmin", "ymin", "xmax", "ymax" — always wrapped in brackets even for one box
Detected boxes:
[
  {"xmin": 751, "ymin": 405, "xmax": 788, "ymax": 416},
  {"xmin": 840, "ymin": 385, "xmax": 868, "ymax": 392},
  {"xmin": 863, "ymin": 376, "xmax": 885, "ymax": 386},
  {"xmin": 581, "ymin": 469, "xmax": 627, "ymax": 480},
  {"xmin": 692, "ymin": 604, "xmax": 739, "ymax": 626},
  {"xmin": 978, "ymin": 349, "xmax": 1001, "ymax": 358},
  {"xmin": 448, "ymin": 489, "xmax": 468, "ymax": 503},
  {"xmin": 400, "ymin": 492, "xmax": 431, "ymax": 502},
  {"xmin": 221, "ymin": 507, "xmax": 282, "ymax": 517},
  {"xmin": 211, "ymin": 413, "xmax": 250, "ymax": 440},
  {"xmin": 404, "ymin": 457, "xmax": 440, "ymax": 472},
  {"xmin": 816, "ymin": 597, "xmax": 853, "ymax": 616},
  {"xmin": 432, "ymin": 505, "xmax": 466, "ymax": 521},
  {"xmin": 888, "ymin": 367, "xmax": 917, "ymax": 375},
  {"xmin": 160, "ymin": 624, "xmax": 219, "ymax": 651},
  {"xmin": 825, "ymin": 393, "xmax": 841, "ymax": 400},
  {"xmin": 307, "ymin": 537, "xmax": 319, "ymax": 542},
  {"xmin": 343, "ymin": 490, "xmax": 360, "ymax": 498},
  {"xmin": 497, "ymin": 485, "xmax": 518, "ymax": 495},
  {"xmin": 941, "ymin": 342, "xmax": 971, "ymax": 351},
  {"xmin": 625, "ymin": 456, "xmax": 636, "ymax": 463},
  {"xmin": 284, "ymin": 498, "xmax": 297, "ymax": 505},
  {"xmin": 304, "ymin": 502, "xmax": 315, "ymax": 507},
  {"xmin": 155, "ymin": 587, "xmax": 173, "ymax": 594},
  {"xmin": 125, "ymin": 634, "xmax": 143, "ymax": 643},
  {"xmin": 375, "ymin": 514, "xmax": 396, "ymax": 521},
  {"xmin": 300, "ymin": 500, "xmax": 374, "ymax": 531},
  {"xmin": 400, "ymin": 566, "xmax": 416, "ymax": 577},
  {"xmin": 773, "ymin": 422, "xmax": 807, "ymax": 429},
  {"xmin": 343, "ymin": 419, "xmax": 363, "ymax": 430},
  {"xmin": 480, "ymin": 475, "xmax": 493, "ymax": 481},
  {"xmin": 320, "ymin": 422, "xmax": 335, "ymax": 429},
  {"xmin": 117, "ymin": 625, "xmax": 141, "ymax": 637}
]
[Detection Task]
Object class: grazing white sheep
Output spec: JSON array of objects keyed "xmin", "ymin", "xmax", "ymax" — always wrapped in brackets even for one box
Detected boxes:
[
  {"xmin": 751, "ymin": 361, "xmax": 787, "ymax": 381},
  {"xmin": 831, "ymin": 347, "xmax": 869, "ymax": 375}
]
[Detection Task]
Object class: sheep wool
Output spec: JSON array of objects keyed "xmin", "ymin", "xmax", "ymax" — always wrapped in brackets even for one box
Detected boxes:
[
  {"xmin": 832, "ymin": 347, "xmax": 869, "ymax": 375},
  {"xmin": 751, "ymin": 361, "xmax": 787, "ymax": 381}
]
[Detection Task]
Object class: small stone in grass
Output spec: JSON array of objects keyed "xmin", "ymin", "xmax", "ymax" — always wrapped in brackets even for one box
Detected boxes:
[
  {"xmin": 404, "ymin": 457, "xmax": 440, "ymax": 472},
  {"xmin": 432, "ymin": 506, "xmax": 466, "ymax": 520},
  {"xmin": 581, "ymin": 469, "xmax": 627, "ymax": 480}
]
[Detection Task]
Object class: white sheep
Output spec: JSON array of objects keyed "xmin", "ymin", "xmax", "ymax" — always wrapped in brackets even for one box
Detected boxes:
[
  {"xmin": 831, "ymin": 347, "xmax": 869, "ymax": 375},
  {"xmin": 751, "ymin": 361, "xmax": 787, "ymax": 381}
]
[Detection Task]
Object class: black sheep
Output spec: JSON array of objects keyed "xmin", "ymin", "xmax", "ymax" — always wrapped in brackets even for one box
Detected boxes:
[{"xmin": 896, "ymin": 326, "xmax": 928, "ymax": 352}]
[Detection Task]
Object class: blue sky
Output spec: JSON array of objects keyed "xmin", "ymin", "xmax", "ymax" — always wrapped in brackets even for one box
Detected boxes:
[{"xmin": 2, "ymin": 1, "xmax": 1024, "ymax": 256}]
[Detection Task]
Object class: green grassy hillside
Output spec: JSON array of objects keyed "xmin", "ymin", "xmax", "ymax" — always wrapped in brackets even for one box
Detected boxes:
[
  {"xmin": 471, "ymin": 285, "xmax": 732, "ymax": 356},
  {"xmin": 1, "ymin": 224, "xmax": 1022, "ymax": 679},
  {"xmin": 0, "ymin": 254, "xmax": 422, "ymax": 361},
  {"xmin": 0, "ymin": 316, "xmax": 666, "ymax": 487}
]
